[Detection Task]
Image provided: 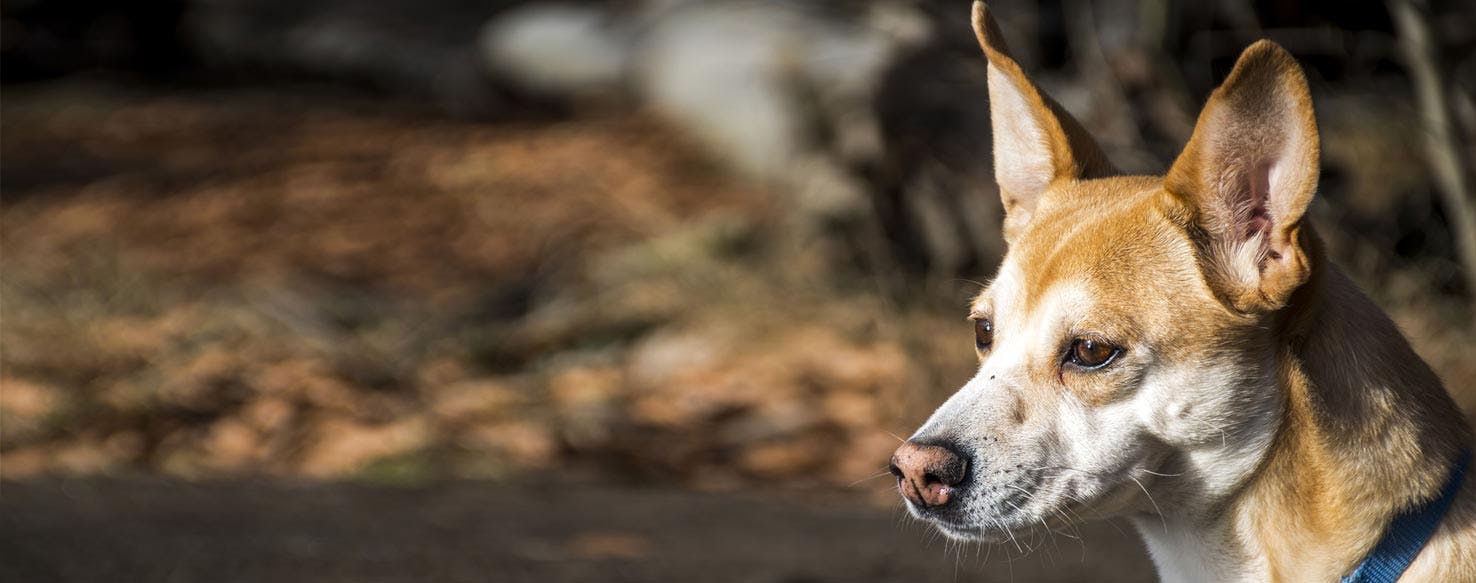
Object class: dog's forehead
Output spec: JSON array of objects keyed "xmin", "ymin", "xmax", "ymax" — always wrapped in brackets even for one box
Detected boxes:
[{"xmin": 975, "ymin": 176, "xmax": 1195, "ymax": 321}]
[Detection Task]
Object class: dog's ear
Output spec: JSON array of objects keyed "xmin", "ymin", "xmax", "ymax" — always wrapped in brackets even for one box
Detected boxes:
[
  {"xmin": 971, "ymin": 2, "xmax": 1115, "ymax": 242},
  {"xmin": 1166, "ymin": 40, "xmax": 1320, "ymax": 313}
]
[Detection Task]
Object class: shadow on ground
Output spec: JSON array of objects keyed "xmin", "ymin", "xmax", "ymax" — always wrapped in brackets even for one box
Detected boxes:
[{"xmin": 1, "ymin": 479, "xmax": 1154, "ymax": 583}]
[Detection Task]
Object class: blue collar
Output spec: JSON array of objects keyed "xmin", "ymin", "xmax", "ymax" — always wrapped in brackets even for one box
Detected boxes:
[{"xmin": 1342, "ymin": 449, "xmax": 1469, "ymax": 583}]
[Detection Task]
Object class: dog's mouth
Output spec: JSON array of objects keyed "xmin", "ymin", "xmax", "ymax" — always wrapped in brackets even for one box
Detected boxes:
[
  {"xmin": 905, "ymin": 487, "xmax": 1055, "ymax": 543},
  {"xmin": 906, "ymin": 468, "xmax": 1141, "ymax": 542},
  {"xmin": 933, "ymin": 521, "xmax": 997, "ymax": 541},
  {"xmin": 919, "ymin": 506, "xmax": 1050, "ymax": 543}
]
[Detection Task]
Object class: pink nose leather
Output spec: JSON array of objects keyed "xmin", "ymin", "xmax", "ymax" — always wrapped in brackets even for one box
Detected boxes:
[{"xmin": 890, "ymin": 441, "xmax": 967, "ymax": 507}]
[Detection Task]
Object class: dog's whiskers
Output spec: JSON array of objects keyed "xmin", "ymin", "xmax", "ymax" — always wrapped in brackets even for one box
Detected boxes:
[
  {"xmin": 1004, "ymin": 484, "xmax": 1036, "ymax": 498},
  {"xmin": 1049, "ymin": 507, "xmax": 1083, "ymax": 539},
  {"xmin": 1128, "ymin": 473, "xmax": 1168, "ymax": 534},
  {"xmin": 1181, "ymin": 409, "xmax": 1232, "ymax": 448},
  {"xmin": 847, "ymin": 468, "xmax": 896, "ymax": 488},
  {"xmin": 994, "ymin": 517, "xmax": 1024, "ymax": 554},
  {"xmin": 1026, "ymin": 465, "xmax": 1109, "ymax": 478}
]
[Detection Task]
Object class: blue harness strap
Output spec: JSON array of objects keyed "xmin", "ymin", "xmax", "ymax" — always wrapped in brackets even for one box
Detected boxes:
[{"xmin": 1341, "ymin": 449, "xmax": 1470, "ymax": 583}]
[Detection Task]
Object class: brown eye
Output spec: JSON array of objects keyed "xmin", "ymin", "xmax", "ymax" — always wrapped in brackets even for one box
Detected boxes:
[
  {"xmin": 974, "ymin": 318, "xmax": 994, "ymax": 350},
  {"xmin": 1068, "ymin": 338, "xmax": 1119, "ymax": 369}
]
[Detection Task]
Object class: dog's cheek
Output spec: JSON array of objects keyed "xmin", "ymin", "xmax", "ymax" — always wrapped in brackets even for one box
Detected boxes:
[
  {"xmin": 1138, "ymin": 374, "xmax": 1213, "ymax": 446},
  {"xmin": 1135, "ymin": 362, "xmax": 1252, "ymax": 448},
  {"xmin": 1049, "ymin": 397, "xmax": 1129, "ymax": 470}
]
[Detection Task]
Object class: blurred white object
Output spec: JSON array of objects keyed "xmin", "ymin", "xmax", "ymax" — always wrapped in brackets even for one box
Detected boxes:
[
  {"xmin": 481, "ymin": 1, "xmax": 933, "ymax": 219},
  {"xmin": 480, "ymin": 4, "xmax": 631, "ymax": 96}
]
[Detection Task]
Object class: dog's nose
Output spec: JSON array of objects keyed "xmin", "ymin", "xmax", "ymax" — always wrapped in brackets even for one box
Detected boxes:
[{"xmin": 889, "ymin": 440, "xmax": 968, "ymax": 508}]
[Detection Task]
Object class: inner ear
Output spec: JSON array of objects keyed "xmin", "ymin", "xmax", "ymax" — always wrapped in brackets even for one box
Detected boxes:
[
  {"xmin": 1167, "ymin": 40, "xmax": 1320, "ymax": 312},
  {"xmin": 1246, "ymin": 158, "xmax": 1272, "ymax": 245}
]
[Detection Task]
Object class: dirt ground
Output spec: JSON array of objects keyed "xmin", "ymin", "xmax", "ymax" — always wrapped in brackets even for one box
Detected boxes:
[{"xmin": 0, "ymin": 479, "xmax": 1155, "ymax": 583}]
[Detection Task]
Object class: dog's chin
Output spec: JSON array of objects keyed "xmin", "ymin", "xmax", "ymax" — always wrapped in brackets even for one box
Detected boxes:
[
  {"xmin": 933, "ymin": 521, "xmax": 1007, "ymax": 543},
  {"xmin": 912, "ymin": 491, "xmax": 1095, "ymax": 544},
  {"xmin": 911, "ymin": 505, "xmax": 1039, "ymax": 544}
]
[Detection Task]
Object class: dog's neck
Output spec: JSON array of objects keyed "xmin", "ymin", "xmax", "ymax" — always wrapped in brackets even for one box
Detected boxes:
[{"xmin": 1136, "ymin": 245, "xmax": 1472, "ymax": 582}]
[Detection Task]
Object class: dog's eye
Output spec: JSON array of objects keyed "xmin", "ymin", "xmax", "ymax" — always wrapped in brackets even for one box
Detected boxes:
[
  {"xmin": 1067, "ymin": 338, "xmax": 1119, "ymax": 369},
  {"xmin": 974, "ymin": 318, "xmax": 994, "ymax": 350}
]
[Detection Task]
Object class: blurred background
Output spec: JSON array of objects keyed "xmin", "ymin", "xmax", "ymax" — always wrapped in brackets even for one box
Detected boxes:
[{"xmin": 2, "ymin": 0, "xmax": 1474, "ymax": 581}]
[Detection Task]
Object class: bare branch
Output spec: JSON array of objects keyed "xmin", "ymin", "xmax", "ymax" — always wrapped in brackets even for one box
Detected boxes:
[{"xmin": 1389, "ymin": 0, "xmax": 1476, "ymax": 313}]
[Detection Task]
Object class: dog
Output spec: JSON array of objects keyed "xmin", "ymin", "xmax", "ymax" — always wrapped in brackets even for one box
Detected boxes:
[{"xmin": 890, "ymin": 3, "xmax": 1476, "ymax": 581}]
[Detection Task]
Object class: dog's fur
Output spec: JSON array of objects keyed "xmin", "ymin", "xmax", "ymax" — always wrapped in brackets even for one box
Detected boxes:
[{"xmin": 899, "ymin": 3, "xmax": 1476, "ymax": 581}]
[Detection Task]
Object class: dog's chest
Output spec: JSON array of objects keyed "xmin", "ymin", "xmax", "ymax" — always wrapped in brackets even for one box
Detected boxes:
[{"xmin": 1133, "ymin": 516, "xmax": 1262, "ymax": 583}]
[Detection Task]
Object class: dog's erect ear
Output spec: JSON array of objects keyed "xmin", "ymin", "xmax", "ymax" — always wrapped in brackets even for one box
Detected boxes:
[
  {"xmin": 971, "ymin": 2, "xmax": 1115, "ymax": 242},
  {"xmin": 1166, "ymin": 41, "xmax": 1320, "ymax": 313}
]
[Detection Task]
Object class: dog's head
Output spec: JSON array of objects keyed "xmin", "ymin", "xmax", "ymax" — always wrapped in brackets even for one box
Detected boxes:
[{"xmin": 893, "ymin": 2, "xmax": 1321, "ymax": 541}]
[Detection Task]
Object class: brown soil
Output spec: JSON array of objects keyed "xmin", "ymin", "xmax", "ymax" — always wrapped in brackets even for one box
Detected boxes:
[{"xmin": 0, "ymin": 479, "xmax": 1155, "ymax": 583}]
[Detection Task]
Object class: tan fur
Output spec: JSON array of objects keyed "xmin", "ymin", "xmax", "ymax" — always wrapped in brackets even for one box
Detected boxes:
[
  {"xmin": 1233, "ymin": 260, "xmax": 1475, "ymax": 581},
  {"xmin": 959, "ymin": 3, "xmax": 1476, "ymax": 580}
]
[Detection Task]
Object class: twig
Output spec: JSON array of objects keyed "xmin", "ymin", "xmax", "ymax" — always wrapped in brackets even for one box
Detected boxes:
[{"xmin": 1388, "ymin": 0, "xmax": 1476, "ymax": 315}]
